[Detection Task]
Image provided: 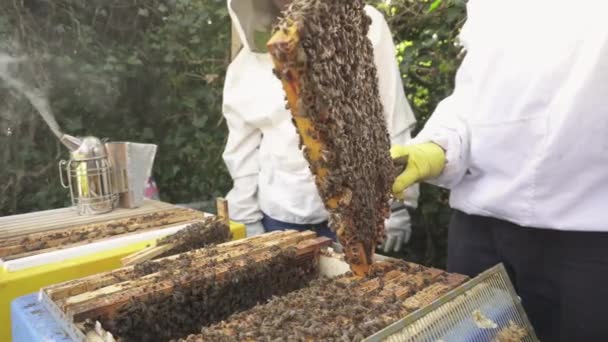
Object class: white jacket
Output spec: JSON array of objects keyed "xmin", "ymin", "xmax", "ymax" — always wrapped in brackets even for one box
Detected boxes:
[
  {"xmin": 223, "ymin": 0, "xmax": 418, "ymax": 227},
  {"xmin": 412, "ymin": 0, "xmax": 608, "ymax": 232}
]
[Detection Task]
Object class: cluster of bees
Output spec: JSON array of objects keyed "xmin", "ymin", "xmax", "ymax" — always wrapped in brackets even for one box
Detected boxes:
[
  {"xmin": 106, "ymin": 247, "xmax": 317, "ymax": 341},
  {"xmin": 270, "ymin": 0, "xmax": 394, "ymax": 267},
  {"xmin": 133, "ymin": 252, "xmax": 194, "ymax": 277},
  {"xmin": 184, "ymin": 260, "xmax": 427, "ymax": 341},
  {"xmin": 157, "ymin": 216, "xmax": 232, "ymax": 256}
]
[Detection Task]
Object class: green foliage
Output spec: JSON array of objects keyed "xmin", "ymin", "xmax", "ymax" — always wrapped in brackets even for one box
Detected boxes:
[
  {"xmin": 1, "ymin": 0, "xmax": 467, "ymax": 268},
  {"xmin": 1, "ymin": 0, "xmax": 232, "ymax": 215}
]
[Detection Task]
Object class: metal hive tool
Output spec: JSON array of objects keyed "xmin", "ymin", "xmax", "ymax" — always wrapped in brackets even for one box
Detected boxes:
[{"xmin": 364, "ymin": 264, "xmax": 539, "ymax": 342}]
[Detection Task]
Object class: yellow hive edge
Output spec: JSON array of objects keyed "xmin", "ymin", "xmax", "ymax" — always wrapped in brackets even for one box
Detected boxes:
[{"xmin": 0, "ymin": 221, "xmax": 245, "ymax": 341}]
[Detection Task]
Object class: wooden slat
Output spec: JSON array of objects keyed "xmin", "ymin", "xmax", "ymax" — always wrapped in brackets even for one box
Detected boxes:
[
  {"xmin": 444, "ymin": 273, "xmax": 469, "ymax": 287},
  {"xmin": 120, "ymin": 243, "xmax": 176, "ymax": 266},
  {"xmin": 345, "ymin": 269, "xmax": 403, "ymax": 292},
  {"xmin": 292, "ymin": 236, "xmax": 332, "ymax": 256},
  {"xmin": 216, "ymin": 198, "xmax": 229, "ymax": 226},
  {"xmin": 0, "ymin": 200, "xmax": 173, "ymax": 239},
  {"xmin": 0, "ymin": 207, "xmax": 201, "ymax": 248},
  {"xmin": 402, "ymin": 283, "xmax": 452, "ymax": 312},
  {"xmin": 374, "ymin": 273, "xmax": 435, "ymax": 301},
  {"xmin": 0, "ymin": 207, "xmax": 202, "ymax": 258},
  {"xmin": 399, "ymin": 273, "xmax": 470, "ymax": 312},
  {"xmin": 400, "ymin": 272, "xmax": 469, "ymax": 310},
  {"xmin": 2, "ymin": 225, "xmax": 173, "ymax": 262}
]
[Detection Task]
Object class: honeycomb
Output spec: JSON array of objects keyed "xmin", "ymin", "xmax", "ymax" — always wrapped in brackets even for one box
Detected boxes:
[{"xmin": 268, "ymin": 0, "xmax": 394, "ymax": 275}]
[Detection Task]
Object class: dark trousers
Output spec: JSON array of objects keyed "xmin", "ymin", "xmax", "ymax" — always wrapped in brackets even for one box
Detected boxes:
[
  {"xmin": 261, "ymin": 213, "xmax": 337, "ymax": 241},
  {"xmin": 448, "ymin": 210, "xmax": 608, "ymax": 342}
]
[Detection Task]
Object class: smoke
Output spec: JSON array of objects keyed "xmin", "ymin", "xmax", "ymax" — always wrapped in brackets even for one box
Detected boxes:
[{"xmin": 0, "ymin": 52, "xmax": 63, "ymax": 139}]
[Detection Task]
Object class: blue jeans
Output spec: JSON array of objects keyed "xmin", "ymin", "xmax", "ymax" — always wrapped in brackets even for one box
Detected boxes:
[{"xmin": 261, "ymin": 213, "xmax": 336, "ymax": 241}]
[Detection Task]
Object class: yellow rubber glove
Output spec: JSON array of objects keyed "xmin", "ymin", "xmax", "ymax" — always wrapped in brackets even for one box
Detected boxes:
[{"xmin": 391, "ymin": 142, "xmax": 446, "ymax": 197}]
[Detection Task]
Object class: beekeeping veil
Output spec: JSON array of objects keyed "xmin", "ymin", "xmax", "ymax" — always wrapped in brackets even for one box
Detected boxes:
[{"xmin": 228, "ymin": 0, "xmax": 281, "ymax": 53}]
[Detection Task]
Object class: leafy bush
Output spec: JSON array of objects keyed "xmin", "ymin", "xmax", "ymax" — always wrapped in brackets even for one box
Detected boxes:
[
  {"xmin": 1, "ymin": 0, "xmax": 232, "ymax": 215},
  {"xmin": 0, "ymin": 0, "xmax": 466, "ymax": 268}
]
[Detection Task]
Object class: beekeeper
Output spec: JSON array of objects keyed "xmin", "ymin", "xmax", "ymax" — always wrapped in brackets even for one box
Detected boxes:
[
  {"xmin": 391, "ymin": 1, "xmax": 608, "ymax": 340},
  {"xmin": 222, "ymin": 0, "xmax": 418, "ymax": 253}
]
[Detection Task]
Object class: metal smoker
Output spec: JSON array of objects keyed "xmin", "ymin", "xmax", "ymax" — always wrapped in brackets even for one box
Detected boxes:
[
  {"xmin": 58, "ymin": 134, "xmax": 157, "ymax": 216},
  {"xmin": 58, "ymin": 135, "xmax": 116, "ymax": 215},
  {"xmin": 0, "ymin": 55, "xmax": 156, "ymax": 215}
]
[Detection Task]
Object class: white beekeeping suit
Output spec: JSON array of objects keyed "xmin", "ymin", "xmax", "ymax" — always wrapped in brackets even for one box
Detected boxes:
[
  {"xmin": 389, "ymin": 2, "xmax": 608, "ymax": 339},
  {"xmin": 409, "ymin": 0, "xmax": 608, "ymax": 231},
  {"xmin": 223, "ymin": 0, "xmax": 418, "ymax": 248}
]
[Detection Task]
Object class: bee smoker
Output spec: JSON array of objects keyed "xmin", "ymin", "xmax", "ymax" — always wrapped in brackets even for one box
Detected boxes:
[
  {"xmin": 58, "ymin": 135, "xmax": 116, "ymax": 215},
  {"xmin": 58, "ymin": 134, "xmax": 158, "ymax": 215}
]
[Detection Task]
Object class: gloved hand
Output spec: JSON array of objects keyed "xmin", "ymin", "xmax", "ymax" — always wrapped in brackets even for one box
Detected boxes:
[
  {"xmin": 245, "ymin": 221, "xmax": 265, "ymax": 237},
  {"xmin": 391, "ymin": 143, "xmax": 446, "ymax": 198},
  {"xmin": 379, "ymin": 206, "xmax": 412, "ymax": 253}
]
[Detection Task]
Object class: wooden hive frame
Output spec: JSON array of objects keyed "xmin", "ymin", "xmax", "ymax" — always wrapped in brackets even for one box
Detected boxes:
[{"xmin": 267, "ymin": 23, "xmax": 379, "ymax": 277}]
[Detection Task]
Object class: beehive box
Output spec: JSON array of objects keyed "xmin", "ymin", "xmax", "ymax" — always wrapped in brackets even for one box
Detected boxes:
[
  {"xmin": 39, "ymin": 231, "xmax": 467, "ymax": 342},
  {"xmin": 0, "ymin": 200, "xmax": 245, "ymax": 341}
]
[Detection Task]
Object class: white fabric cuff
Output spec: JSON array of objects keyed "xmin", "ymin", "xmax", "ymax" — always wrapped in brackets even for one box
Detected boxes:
[
  {"xmin": 245, "ymin": 221, "xmax": 265, "ymax": 237},
  {"xmin": 226, "ymin": 176, "xmax": 263, "ymax": 224}
]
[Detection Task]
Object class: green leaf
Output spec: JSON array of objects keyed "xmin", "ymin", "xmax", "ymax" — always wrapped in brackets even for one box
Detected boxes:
[
  {"xmin": 164, "ymin": 54, "xmax": 175, "ymax": 63},
  {"xmin": 446, "ymin": 7, "xmax": 463, "ymax": 23},
  {"xmin": 193, "ymin": 115, "xmax": 208, "ymax": 128},
  {"xmin": 126, "ymin": 55, "xmax": 142, "ymax": 65},
  {"xmin": 428, "ymin": 0, "xmax": 443, "ymax": 13}
]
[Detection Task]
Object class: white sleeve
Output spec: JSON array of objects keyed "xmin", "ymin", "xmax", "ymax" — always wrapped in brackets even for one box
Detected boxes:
[
  {"xmin": 222, "ymin": 62, "xmax": 264, "ymax": 224},
  {"xmin": 409, "ymin": 17, "xmax": 474, "ymax": 189},
  {"xmin": 368, "ymin": 6, "xmax": 419, "ymax": 208}
]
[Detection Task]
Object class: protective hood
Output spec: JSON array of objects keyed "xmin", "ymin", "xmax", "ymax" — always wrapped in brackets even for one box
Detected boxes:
[{"xmin": 228, "ymin": 0, "xmax": 281, "ymax": 53}]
